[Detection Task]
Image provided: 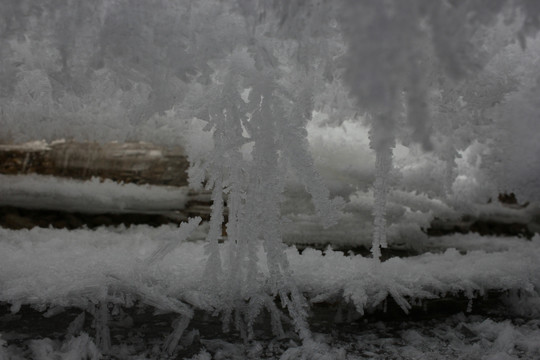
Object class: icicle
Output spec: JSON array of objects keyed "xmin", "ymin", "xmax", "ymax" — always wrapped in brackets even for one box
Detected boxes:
[
  {"xmin": 334, "ymin": 303, "xmax": 344, "ymax": 324},
  {"xmin": 246, "ymin": 296, "xmax": 264, "ymax": 340},
  {"xmin": 67, "ymin": 312, "xmax": 86, "ymax": 338},
  {"xmin": 163, "ymin": 315, "xmax": 192, "ymax": 355},
  {"xmin": 265, "ymin": 297, "xmax": 285, "ymax": 338},
  {"xmin": 193, "ymin": 45, "xmax": 339, "ymax": 347},
  {"xmin": 280, "ymin": 81, "xmax": 344, "ymax": 228},
  {"xmin": 279, "ymin": 285, "xmax": 312, "ymax": 342},
  {"xmin": 43, "ymin": 306, "xmax": 65, "ymax": 318},
  {"xmin": 10, "ymin": 301, "xmax": 21, "ymax": 314},
  {"xmin": 370, "ymin": 114, "xmax": 395, "ymax": 261},
  {"xmin": 93, "ymin": 301, "xmax": 111, "ymax": 355},
  {"xmin": 0, "ymin": 335, "xmax": 9, "ymax": 359},
  {"xmin": 250, "ymin": 87, "xmax": 313, "ymax": 341},
  {"xmin": 467, "ymin": 298, "xmax": 473, "ymax": 313},
  {"xmin": 202, "ymin": 179, "xmax": 225, "ymax": 290},
  {"xmin": 145, "ymin": 216, "xmax": 202, "ymax": 266}
]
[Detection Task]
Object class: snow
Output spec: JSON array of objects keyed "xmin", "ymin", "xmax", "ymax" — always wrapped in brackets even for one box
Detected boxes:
[
  {"xmin": 0, "ymin": 140, "xmax": 50, "ymax": 152},
  {"xmin": 282, "ymin": 187, "xmax": 538, "ymax": 252},
  {"xmin": 10, "ymin": 171, "xmax": 535, "ymax": 254},
  {"xmin": 0, "ymin": 226, "xmax": 538, "ymax": 316},
  {"xmin": 0, "ymin": 225, "xmax": 539, "ymax": 358},
  {"xmin": 425, "ymin": 233, "xmax": 534, "ymax": 253},
  {"xmin": 28, "ymin": 333, "xmax": 100, "ymax": 360},
  {"xmin": 0, "ymin": 174, "xmax": 189, "ymax": 214}
]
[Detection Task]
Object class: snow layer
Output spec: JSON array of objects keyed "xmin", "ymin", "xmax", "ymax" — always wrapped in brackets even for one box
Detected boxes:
[
  {"xmin": 0, "ymin": 227, "xmax": 539, "ymax": 358},
  {"xmin": 0, "ymin": 226, "xmax": 538, "ymax": 315},
  {"xmin": 0, "ymin": 174, "xmax": 189, "ymax": 214}
]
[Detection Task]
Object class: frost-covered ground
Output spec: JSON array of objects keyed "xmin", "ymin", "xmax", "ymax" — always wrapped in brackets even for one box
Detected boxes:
[
  {"xmin": 2, "ymin": 311, "xmax": 540, "ymax": 359},
  {"xmin": 0, "ymin": 224, "xmax": 539, "ymax": 359},
  {"xmin": 0, "ymin": 175, "xmax": 539, "ymax": 358},
  {"xmin": 2, "ymin": 1, "xmax": 540, "ymax": 358},
  {"xmin": 0, "ymin": 157, "xmax": 538, "ymax": 360},
  {"xmin": 0, "ymin": 132, "xmax": 538, "ymax": 359},
  {"xmin": 1, "ymin": 226, "xmax": 539, "ymax": 311}
]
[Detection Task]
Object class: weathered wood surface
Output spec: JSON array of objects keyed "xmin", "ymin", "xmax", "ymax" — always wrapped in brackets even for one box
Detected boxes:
[
  {"xmin": 0, "ymin": 140, "xmax": 213, "ymax": 229},
  {"xmin": 0, "ymin": 140, "xmax": 189, "ymax": 186}
]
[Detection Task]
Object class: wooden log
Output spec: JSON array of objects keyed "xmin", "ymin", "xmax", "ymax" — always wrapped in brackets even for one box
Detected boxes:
[{"xmin": 0, "ymin": 140, "xmax": 189, "ymax": 186}]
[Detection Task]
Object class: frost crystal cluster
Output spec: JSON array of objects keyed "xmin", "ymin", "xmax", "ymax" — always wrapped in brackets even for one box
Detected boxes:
[{"xmin": 0, "ymin": 0, "xmax": 540, "ymax": 355}]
